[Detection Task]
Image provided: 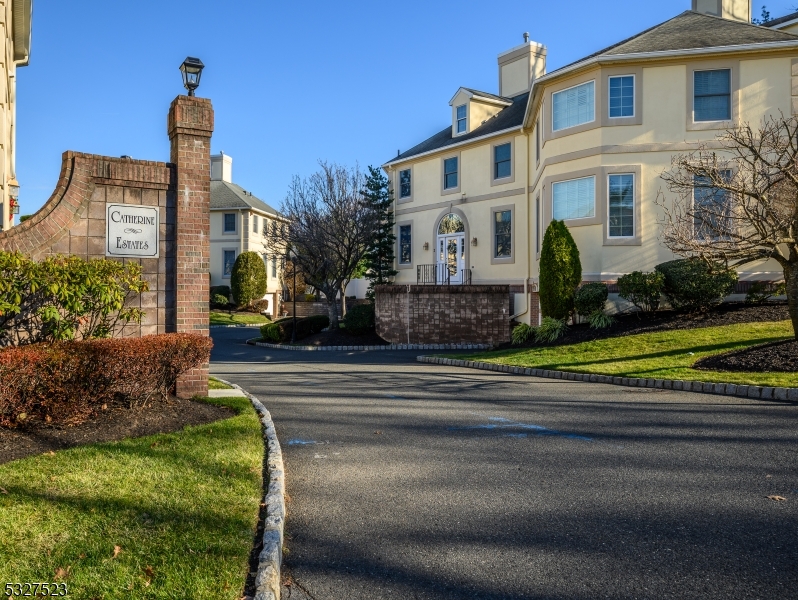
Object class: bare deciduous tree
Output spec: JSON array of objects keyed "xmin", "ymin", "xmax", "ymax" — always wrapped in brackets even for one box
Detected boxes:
[
  {"xmin": 268, "ymin": 162, "xmax": 378, "ymax": 328},
  {"xmin": 657, "ymin": 115, "xmax": 798, "ymax": 339}
]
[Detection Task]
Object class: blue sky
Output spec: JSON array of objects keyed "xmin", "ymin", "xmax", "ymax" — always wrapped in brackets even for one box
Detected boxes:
[{"xmin": 15, "ymin": 0, "xmax": 790, "ymax": 216}]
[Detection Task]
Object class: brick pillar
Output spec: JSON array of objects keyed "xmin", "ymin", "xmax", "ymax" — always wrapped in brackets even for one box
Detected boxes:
[{"xmin": 168, "ymin": 95, "xmax": 213, "ymax": 398}]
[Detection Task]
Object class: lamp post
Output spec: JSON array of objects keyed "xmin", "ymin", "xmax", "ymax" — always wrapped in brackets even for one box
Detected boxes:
[
  {"xmin": 179, "ymin": 57, "xmax": 205, "ymax": 96},
  {"xmin": 287, "ymin": 247, "xmax": 298, "ymax": 344}
]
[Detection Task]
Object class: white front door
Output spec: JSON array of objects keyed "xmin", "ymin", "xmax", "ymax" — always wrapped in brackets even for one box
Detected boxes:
[{"xmin": 437, "ymin": 234, "xmax": 465, "ymax": 284}]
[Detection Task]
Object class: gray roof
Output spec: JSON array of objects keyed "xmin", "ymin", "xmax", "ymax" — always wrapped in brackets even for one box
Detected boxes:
[
  {"xmin": 462, "ymin": 88, "xmax": 512, "ymax": 104},
  {"xmin": 552, "ymin": 10, "xmax": 798, "ymax": 74},
  {"xmin": 210, "ymin": 180, "xmax": 280, "ymax": 217},
  {"xmin": 763, "ymin": 11, "xmax": 798, "ymax": 28},
  {"xmin": 388, "ymin": 91, "xmax": 528, "ymax": 164}
]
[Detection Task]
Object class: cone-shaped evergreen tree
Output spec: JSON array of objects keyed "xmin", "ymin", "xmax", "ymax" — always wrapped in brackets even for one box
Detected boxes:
[
  {"xmin": 539, "ymin": 220, "xmax": 582, "ymax": 320},
  {"xmin": 362, "ymin": 166, "xmax": 397, "ymax": 300}
]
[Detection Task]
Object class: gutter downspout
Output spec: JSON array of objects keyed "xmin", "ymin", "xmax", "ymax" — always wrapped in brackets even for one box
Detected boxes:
[{"xmin": 510, "ymin": 121, "xmax": 532, "ymax": 320}]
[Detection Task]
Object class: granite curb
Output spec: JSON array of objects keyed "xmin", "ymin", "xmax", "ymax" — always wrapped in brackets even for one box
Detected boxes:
[
  {"xmin": 209, "ymin": 324, "xmax": 266, "ymax": 329},
  {"xmin": 416, "ymin": 356, "xmax": 798, "ymax": 402},
  {"xmin": 246, "ymin": 338, "xmax": 491, "ymax": 352},
  {"xmin": 213, "ymin": 378, "xmax": 285, "ymax": 600}
]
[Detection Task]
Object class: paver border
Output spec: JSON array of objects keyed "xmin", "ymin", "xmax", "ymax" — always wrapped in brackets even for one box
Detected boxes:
[
  {"xmin": 209, "ymin": 324, "xmax": 267, "ymax": 329},
  {"xmin": 416, "ymin": 356, "xmax": 798, "ymax": 402},
  {"xmin": 213, "ymin": 378, "xmax": 285, "ymax": 600},
  {"xmin": 247, "ymin": 338, "xmax": 492, "ymax": 352}
]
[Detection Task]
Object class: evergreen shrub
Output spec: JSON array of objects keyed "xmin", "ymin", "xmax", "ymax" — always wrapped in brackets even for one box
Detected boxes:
[
  {"xmin": 231, "ymin": 252, "xmax": 268, "ymax": 308},
  {"xmin": 260, "ymin": 315, "xmax": 330, "ymax": 343},
  {"xmin": 574, "ymin": 283, "xmax": 608, "ymax": 317},
  {"xmin": 539, "ymin": 220, "xmax": 582, "ymax": 320},
  {"xmin": 617, "ymin": 271, "xmax": 664, "ymax": 313},
  {"xmin": 342, "ymin": 303, "xmax": 375, "ymax": 335},
  {"xmin": 655, "ymin": 259, "xmax": 738, "ymax": 311}
]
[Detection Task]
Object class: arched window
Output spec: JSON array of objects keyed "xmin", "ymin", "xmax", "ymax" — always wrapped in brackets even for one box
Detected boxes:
[{"xmin": 437, "ymin": 213, "xmax": 465, "ymax": 235}]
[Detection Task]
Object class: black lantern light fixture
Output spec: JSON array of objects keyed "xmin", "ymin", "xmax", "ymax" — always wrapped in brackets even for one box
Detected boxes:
[{"xmin": 179, "ymin": 57, "xmax": 205, "ymax": 96}]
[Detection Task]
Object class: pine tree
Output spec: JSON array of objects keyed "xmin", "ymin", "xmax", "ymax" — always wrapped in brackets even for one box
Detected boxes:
[
  {"xmin": 362, "ymin": 166, "xmax": 397, "ymax": 301},
  {"xmin": 539, "ymin": 220, "xmax": 582, "ymax": 320}
]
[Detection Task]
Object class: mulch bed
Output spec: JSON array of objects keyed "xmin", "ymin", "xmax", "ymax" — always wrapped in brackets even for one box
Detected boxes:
[
  {"xmin": 503, "ymin": 301, "xmax": 792, "ymax": 350},
  {"xmin": 0, "ymin": 396, "xmax": 235, "ymax": 465},
  {"xmin": 694, "ymin": 339, "xmax": 798, "ymax": 373},
  {"xmin": 284, "ymin": 327, "xmax": 389, "ymax": 347}
]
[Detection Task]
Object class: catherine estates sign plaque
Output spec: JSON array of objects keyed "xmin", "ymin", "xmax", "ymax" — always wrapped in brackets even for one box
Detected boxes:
[{"xmin": 106, "ymin": 203, "xmax": 160, "ymax": 258}]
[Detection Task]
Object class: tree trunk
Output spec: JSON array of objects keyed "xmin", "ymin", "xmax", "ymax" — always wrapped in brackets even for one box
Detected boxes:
[
  {"xmin": 327, "ymin": 296, "xmax": 340, "ymax": 329},
  {"xmin": 785, "ymin": 263, "xmax": 798, "ymax": 341},
  {"xmin": 340, "ymin": 282, "xmax": 348, "ymax": 318}
]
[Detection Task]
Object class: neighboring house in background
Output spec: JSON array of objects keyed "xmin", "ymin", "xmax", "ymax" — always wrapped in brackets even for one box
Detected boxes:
[
  {"xmin": 209, "ymin": 153, "xmax": 287, "ymax": 317},
  {"xmin": 0, "ymin": 0, "xmax": 32, "ymax": 231},
  {"xmin": 382, "ymin": 0, "xmax": 795, "ymax": 325}
]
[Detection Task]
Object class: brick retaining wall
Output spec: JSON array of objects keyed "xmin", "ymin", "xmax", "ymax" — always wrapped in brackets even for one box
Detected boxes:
[{"xmin": 375, "ymin": 284, "xmax": 511, "ymax": 345}]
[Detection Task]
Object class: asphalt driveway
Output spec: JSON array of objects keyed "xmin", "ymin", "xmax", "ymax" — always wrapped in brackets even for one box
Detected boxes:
[{"xmin": 211, "ymin": 328, "xmax": 798, "ymax": 600}]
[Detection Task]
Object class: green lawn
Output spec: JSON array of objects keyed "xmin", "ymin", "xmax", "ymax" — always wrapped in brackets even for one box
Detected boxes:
[
  {"xmin": 459, "ymin": 320, "xmax": 797, "ymax": 388},
  {"xmin": 209, "ymin": 311, "xmax": 271, "ymax": 326},
  {"xmin": 0, "ymin": 395, "xmax": 262, "ymax": 599},
  {"xmin": 209, "ymin": 377, "xmax": 234, "ymax": 390}
]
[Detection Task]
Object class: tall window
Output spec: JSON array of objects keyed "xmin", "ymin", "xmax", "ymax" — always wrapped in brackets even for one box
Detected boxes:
[
  {"xmin": 223, "ymin": 250, "xmax": 236, "ymax": 277},
  {"xmin": 494, "ymin": 210, "xmax": 512, "ymax": 258},
  {"xmin": 694, "ymin": 69, "xmax": 731, "ymax": 122},
  {"xmin": 694, "ymin": 172, "xmax": 732, "ymax": 240},
  {"xmin": 535, "ymin": 118, "xmax": 540, "ymax": 164},
  {"xmin": 609, "ymin": 75, "xmax": 634, "ymax": 118},
  {"xmin": 271, "ymin": 256, "xmax": 277, "ymax": 278},
  {"xmin": 535, "ymin": 195, "xmax": 541, "ymax": 253},
  {"xmin": 223, "ymin": 213, "xmax": 236, "ymax": 233},
  {"xmin": 399, "ymin": 225, "xmax": 411, "ymax": 264},
  {"xmin": 444, "ymin": 157, "xmax": 458, "ymax": 189},
  {"xmin": 553, "ymin": 81, "xmax": 595, "ymax": 131},
  {"xmin": 494, "ymin": 143, "xmax": 511, "ymax": 180},
  {"xmin": 263, "ymin": 218, "xmax": 268, "ymax": 236},
  {"xmin": 253, "ymin": 214, "xmax": 258, "ymax": 233},
  {"xmin": 399, "ymin": 169, "xmax": 411, "ymax": 198},
  {"xmin": 553, "ymin": 176, "xmax": 595, "ymax": 221},
  {"xmin": 608, "ymin": 174, "xmax": 634, "ymax": 237},
  {"xmin": 456, "ymin": 105, "xmax": 467, "ymax": 134}
]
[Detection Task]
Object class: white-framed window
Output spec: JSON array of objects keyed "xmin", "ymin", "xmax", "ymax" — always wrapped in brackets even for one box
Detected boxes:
[
  {"xmin": 609, "ymin": 75, "xmax": 634, "ymax": 118},
  {"xmin": 552, "ymin": 176, "xmax": 595, "ymax": 221},
  {"xmin": 608, "ymin": 174, "xmax": 635, "ymax": 238},
  {"xmin": 223, "ymin": 213, "xmax": 236, "ymax": 233},
  {"xmin": 253, "ymin": 214, "xmax": 258, "ymax": 233},
  {"xmin": 553, "ymin": 81, "xmax": 595, "ymax": 132},
  {"xmin": 443, "ymin": 157, "xmax": 458, "ymax": 189},
  {"xmin": 399, "ymin": 169, "xmax": 411, "ymax": 198},
  {"xmin": 456, "ymin": 105, "xmax": 467, "ymax": 134},
  {"xmin": 535, "ymin": 118, "xmax": 540, "ymax": 164},
  {"xmin": 223, "ymin": 250, "xmax": 236, "ymax": 278},
  {"xmin": 694, "ymin": 69, "xmax": 731, "ymax": 122},
  {"xmin": 494, "ymin": 143, "xmax": 511, "ymax": 180},
  {"xmin": 271, "ymin": 256, "xmax": 277, "ymax": 278},
  {"xmin": 399, "ymin": 224, "xmax": 411, "ymax": 264},
  {"xmin": 693, "ymin": 171, "xmax": 732, "ymax": 240},
  {"xmin": 263, "ymin": 218, "xmax": 269, "ymax": 236},
  {"xmin": 494, "ymin": 210, "xmax": 512, "ymax": 258}
]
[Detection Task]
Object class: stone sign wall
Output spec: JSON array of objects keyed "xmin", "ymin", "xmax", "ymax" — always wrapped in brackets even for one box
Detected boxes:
[
  {"xmin": 375, "ymin": 285, "xmax": 511, "ymax": 346},
  {"xmin": 0, "ymin": 95, "xmax": 213, "ymax": 398}
]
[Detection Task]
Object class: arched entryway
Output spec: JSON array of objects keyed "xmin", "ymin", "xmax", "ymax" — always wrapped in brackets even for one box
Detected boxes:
[{"xmin": 434, "ymin": 210, "xmax": 468, "ymax": 284}]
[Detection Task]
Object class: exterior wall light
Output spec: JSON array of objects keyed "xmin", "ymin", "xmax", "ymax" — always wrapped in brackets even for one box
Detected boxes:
[
  {"xmin": 423, "ymin": 242, "xmax": 429, "ymax": 251},
  {"xmin": 8, "ymin": 178, "xmax": 20, "ymax": 200},
  {"xmin": 180, "ymin": 57, "xmax": 205, "ymax": 96},
  {"xmin": 471, "ymin": 237, "xmax": 478, "ymax": 246}
]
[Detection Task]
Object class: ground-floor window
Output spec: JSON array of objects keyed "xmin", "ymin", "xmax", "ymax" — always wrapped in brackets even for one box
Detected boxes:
[
  {"xmin": 494, "ymin": 210, "xmax": 512, "ymax": 258},
  {"xmin": 399, "ymin": 225, "xmax": 412, "ymax": 264},
  {"xmin": 608, "ymin": 174, "xmax": 635, "ymax": 238},
  {"xmin": 223, "ymin": 250, "xmax": 236, "ymax": 278}
]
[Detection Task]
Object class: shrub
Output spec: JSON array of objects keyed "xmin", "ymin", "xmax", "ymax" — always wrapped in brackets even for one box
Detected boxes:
[
  {"xmin": 343, "ymin": 303, "xmax": 375, "ymax": 335},
  {"xmin": 617, "ymin": 271, "xmax": 664, "ymax": 313},
  {"xmin": 0, "ymin": 333, "xmax": 212, "ymax": 428},
  {"xmin": 260, "ymin": 315, "xmax": 330, "ymax": 343},
  {"xmin": 245, "ymin": 299, "xmax": 270, "ymax": 314},
  {"xmin": 231, "ymin": 252, "xmax": 268, "ymax": 308},
  {"xmin": 211, "ymin": 294, "xmax": 229, "ymax": 306},
  {"xmin": 588, "ymin": 310, "xmax": 615, "ymax": 329},
  {"xmin": 655, "ymin": 259, "xmax": 738, "ymax": 311},
  {"xmin": 535, "ymin": 317, "xmax": 568, "ymax": 343},
  {"xmin": 539, "ymin": 221, "xmax": 582, "ymax": 320},
  {"xmin": 745, "ymin": 281, "xmax": 786, "ymax": 304},
  {"xmin": 210, "ymin": 285, "xmax": 231, "ymax": 301},
  {"xmin": 574, "ymin": 283, "xmax": 608, "ymax": 317},
  {"xmin": 511, "ymin": 323, "xmax": 536, "ymax": 345},
  {"xmin": 304, "ymin": 294, "xmax": 317, "ymax": 302},
  {"xmin": 0, "ymin": 252, "xmax": 148, "ymax": 347}
]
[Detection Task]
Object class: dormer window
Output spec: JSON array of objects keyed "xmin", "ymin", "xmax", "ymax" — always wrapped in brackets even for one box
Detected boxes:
[{"xmin": 456, "ymin": 105, "xmax": 467, "ymax": 134}]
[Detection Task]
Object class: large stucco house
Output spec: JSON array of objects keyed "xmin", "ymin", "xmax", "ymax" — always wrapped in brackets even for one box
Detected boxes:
[
  {"xmin": 0, "ymin": 0, "xmax": 32, "ymax": 231},
  {"xmin": 382, "ymin": 0, "xmax": 795, "ymax": 325},
  {"xmin": 209, "ymin": 153, "xmax": 287, "ymax": 317}
]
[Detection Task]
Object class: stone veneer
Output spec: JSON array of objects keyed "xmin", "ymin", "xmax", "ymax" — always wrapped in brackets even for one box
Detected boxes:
[
  {"xmin": 0, "ymin": 95, "xmax": 213, "ymax": 398},
  {"xmin": 375, "ymin": 284, "xmax": 511, "ymax": 346}
]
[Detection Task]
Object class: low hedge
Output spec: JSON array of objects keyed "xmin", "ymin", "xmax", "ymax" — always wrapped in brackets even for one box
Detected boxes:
[
  {"xmin": 342, "ymin": 303, "xmax": 375, "ymax": 335},
  {"xmin": 260, "ymin": 315, "xmax": 329, "ymax": 343},
  {"xmin": 655, "ymin": 259, "xmax": 738, "ymax": 312},
  {"xmin": 0, "ymin": 333, "xmax": 212, "ymax": 428}
]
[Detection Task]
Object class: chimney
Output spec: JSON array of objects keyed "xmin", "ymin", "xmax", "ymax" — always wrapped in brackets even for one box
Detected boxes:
[
  {"xmin": 210, "ymin": 152, "xmax": 232, "ymax": 183},
  {"xmin": 692, "ymin": 0, "xmax": 751, "ymax": 22},
  {"xmin": 498, "ymin": 34, "xmax": 547, "ymax": 98}
]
